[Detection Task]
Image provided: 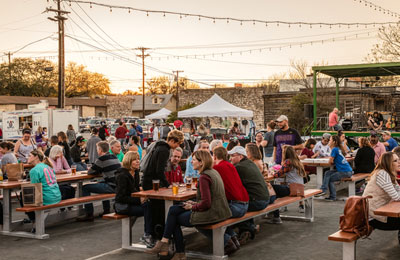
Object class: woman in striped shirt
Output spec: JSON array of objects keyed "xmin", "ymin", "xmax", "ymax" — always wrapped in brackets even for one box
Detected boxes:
[{"xmin": 363, "ymin": 152, "xmax": 400, "ymax": 243}]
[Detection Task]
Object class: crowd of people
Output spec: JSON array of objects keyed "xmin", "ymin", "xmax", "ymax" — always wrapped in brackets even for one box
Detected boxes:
[{"xmin": 1, "ymin": 114, "xmax": 400, "ymax": 259}]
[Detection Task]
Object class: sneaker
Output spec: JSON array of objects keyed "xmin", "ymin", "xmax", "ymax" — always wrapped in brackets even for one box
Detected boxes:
[
  {"xmin": 265, "ymin": 217, "xmax": 283, "ymax": 224},
  {"xmin": 263, "ymin": 212, "xmax": 274, "ymax": 219},
  {"xmin": 325, "ymin": 197, "xmax": 337, "ymax": 202},
  {"xmin": 298, "ymin": 205, "xmax": 305, "ymax": 213},
  {"xmin": 140, "ymin": 234, "xmax": 155, "ymax": 248},
  {"xmin": 315, "ymin": 191, "xmax": 327, "ymax": 197},
  {"xmin": 279, "ymin": 207, "xmax": 288, "ymax": 213}
]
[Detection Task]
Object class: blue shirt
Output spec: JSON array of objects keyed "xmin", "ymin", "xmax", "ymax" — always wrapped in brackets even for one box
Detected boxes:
[
  {"xmin": 330, "ymin": 147, "xmax": 352, "ymax": 172},
  {"xmin": 185, "ymin": 155, "xmax": 199, "ymax": 179},
  {"xmin": 222, "ymin": 142, "xmax": 228, "ymax": 149},
  {"xmin": 386, "ymin": 137, "xmax": 398, "ymax": 151},
  {"xmin": 136, "ymin": 125, "xmax": 143, "ymax": 138},
  {"xmin": 128, "ymin": 128, "xmax": 137, "ymax": 137}
]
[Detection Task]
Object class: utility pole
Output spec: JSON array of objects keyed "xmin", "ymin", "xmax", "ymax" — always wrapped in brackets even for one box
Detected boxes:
[
  {"xmin": 173, "ymin": 70, "xmax": 184, "ymax": 112},
  {"xmin": 6, "ymin": 52, "xmax": 12, "ymax": 86},
  {"xmin": 47, "ymin": 1, "xmax": 69, "ymax": 108},
  {"xmin": 136, "ymin": 47, "xmax": 150, "ymax": 118}
]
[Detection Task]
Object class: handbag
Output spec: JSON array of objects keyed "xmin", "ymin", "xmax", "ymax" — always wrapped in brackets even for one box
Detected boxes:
[
  {"xmin": 114, "ymin": 202, "xmax": 129, "ymax": 214},
  {"xmin": 6, "ymin": 163, "xmax": 24, "ymax": 181},
  {"xmin": 289, "ymin": 183, "xmax": 305, "ymax": 197},
  {"xmin": 21, "ymin": 183, "xmax": 43, "ymax": 207}
]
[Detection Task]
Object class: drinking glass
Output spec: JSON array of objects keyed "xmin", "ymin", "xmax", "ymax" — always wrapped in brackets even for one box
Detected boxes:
[{"xmin": 152, "ymin": 179, "xmax": 160, "ymax": 191}]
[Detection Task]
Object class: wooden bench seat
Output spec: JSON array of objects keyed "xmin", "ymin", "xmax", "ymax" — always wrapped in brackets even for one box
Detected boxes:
[
  {"xmin": 13, "ymin": 193, "xmax": 115, "ymax": 239},
  {"xmin": 342, "ymin": 173, "xmax": 370, "ymax": 182},
  {"xmin": 329, "ymin": 231, "xmax": 359, "ymax": 260},
  {"xmin": 102, "ymin": 212, "xmax": 129, "ymax": 220},
  {"xmin": 334, "ymin": 173, "xmax": 370, "ymax": 197}
]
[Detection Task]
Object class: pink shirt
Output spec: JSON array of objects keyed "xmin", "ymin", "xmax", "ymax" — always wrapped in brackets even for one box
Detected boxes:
[
  {"xmin": 49, "ymin": 157, "xmax": 71, "ymax": 173},
  {"xmin": 372, "ymin": 142, "xmax": 386, "ymax": 164},
  {"xmin": 329, "ymin": 112, "xmax": 338, "ymax": 127}
]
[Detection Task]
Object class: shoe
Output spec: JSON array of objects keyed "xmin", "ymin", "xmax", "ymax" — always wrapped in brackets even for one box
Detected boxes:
[
  {"xmin": 325, "ymin": 197, "xmax": 337, "ymax": 202},
  {"xmin": 23, "ymin": 218, "xmax": 32, "ymax": 224},
  {"xmin": 76, "ymin": 214, "xmax": 94, "ymax": 222},
  {"xmin": 224, "ymin": 239, "xmax": 238, "ymax": 256},
  {"xmin": 264, "ymin": 212, "xmax": 274, "ymax": 219},
  {"xmin": 145, "ymin": 240, "xmax": 169, "ymax": 256},
  {"xmin": 265, "ymin": 217, "xmax": 283, "ymax": 224},
  {"xmin": 299, "ymin": 205, "xmax": 305, "ymax": 213},
  {"xmin": 279, "ymin": 206, "xmax": 288, "ymax": 213},
  {"xmin": 171, "ymin": 252, "xmax": 187, "ymax": 260},
  {"xmin": 30, "ymin": 228, "xmax": 36, "ymax": 233},
  {"xmin": 255, "ymin": 224, "xmax": 260, "ymax": 234},
  {"xmin": 238, "ymin": 231, "xmax": 251, "ymax": 246},
  {"xmin": 140, "ymin": 234, "xmax": 155, "ymax": 248},
  {"xmin": 231, "ymin": 235, "xmax": 240, "ymax": 249},
  {"xmin": 315, "ymin": 191, "xmax": 327, "ymax": 197}
]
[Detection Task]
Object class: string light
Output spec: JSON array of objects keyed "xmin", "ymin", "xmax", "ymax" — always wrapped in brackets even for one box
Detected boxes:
[{"xmin": 354, "ymin": 0, "xmax": 400, "ymax": 18}]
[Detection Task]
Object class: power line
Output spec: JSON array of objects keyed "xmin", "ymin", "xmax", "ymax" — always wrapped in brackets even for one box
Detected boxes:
[
  {"xmin": 3, "ymin": 34, "xmax": 56, "ymax": 54},
  {"xmin": 69, "ymin": 0, "xmax": 399, "ymax": 27}
]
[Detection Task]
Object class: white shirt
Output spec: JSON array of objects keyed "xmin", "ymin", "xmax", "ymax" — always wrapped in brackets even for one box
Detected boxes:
[
  {"xmin": 153, "ymin": 127, "xmax": 159, "ymax": 141},
  {"xmin": 313, "ymin": 141, "xmax": 331, "ymax": 158}
]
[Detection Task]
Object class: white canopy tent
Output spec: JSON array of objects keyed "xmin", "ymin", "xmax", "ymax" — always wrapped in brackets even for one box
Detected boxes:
[
  {"xmin": 145, "ymin": 108, "xmax": 171, "ymax": 119},
  {"xmin": 178, "ymin": 93, "xmax": 253, "ymax": 118}
]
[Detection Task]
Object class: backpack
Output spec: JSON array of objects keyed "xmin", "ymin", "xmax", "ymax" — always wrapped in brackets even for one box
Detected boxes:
[
  {"xmin": 140, "ymin": 140, "xmax": 166, "ymax": 173},
  {"xmin": 339, "ymin": 196, "xmax": 373, "ymax": 238}
]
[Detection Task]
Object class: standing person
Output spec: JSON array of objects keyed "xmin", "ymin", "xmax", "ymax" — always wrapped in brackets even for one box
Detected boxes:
[
  {"xmin": 98, "ymin": 121, "xmax": 109, "ymax": 141},
  {"xmin": 268, "ymin": 146, "xmax": 306, "ymax": 224},
  {"xmin": 35, "ymin": 126, "xmax": 46, "ymax": 151},
  {"xmin": 127, "ymin": 124, "xmax": 137, "ymax": 144},
  {"xmin": 329, "ymin": 107, "xmax": 342, "ymax": 131},
  {"xmin": 147, "ymin": 150, "xmax": 232, "ymax": 259},
  {"xmin": 129, "ymin": 136, "xmax": 142, "ymax": 160},
  {"xmin": 354, "ymin": 137, "xmax": 375, "ymax": 174},
  {"xmin": 115, "ymin": 122, "xmax": 128, "ymax": 146},
  {"xmin": 317, "ymin": 135, "xmax": 353, "ymax": 201},
  {"xmin": 254, "ymin": 132, "xmax": 264, "ymax": 161},
  {"xmin": 87, "ymin": 128, "xmax": 101, "ymax": 164},
  {"xmin": 313, "ymin": 133, "xmax": 332, "ymax": 158},
  {"xmin": 142, "ymin": 130, "xmax": 184, "ymax": 240},
  {"xmin": 160, "ymin": 123, "xmax": 172, "ymax": 140},
  {"xmin": 246, "ymin": 143, "xmax": 264, "ymax": 173},
  {"xmin": 213, "ymin": 146, "xmax": 249, "ymax": 253},
  {"xmin": 66, "ymin": 124, "xmax": 76, "ymax": 146},
  {"xmin": 229, "ymin": 122, "xmax": 240, "ymax": 136},
  {"xmin": 14, "ymin": 128, "xmax": 36, "ymax": 163},
  {"xmin": 109, "ymin": 140, "xmax": 124, "ymax": 162},
  {"xmin": 261, "ymin": 121, "xmax": 275, "ymax": 165},
  {"xmin": 135, "ymin": 121, "xmax": 144, "ymax": 147},
  {"xmin": 57, "ymin": 131, "xmax": 73, "ymax": 166},
  {"xmin": 152, "ymin": 123, "xmax": 160, "ymax": 142},
  {"xmin": 382, "ymin": 131, "xmax": 398, "ymax": 152},
  {"xmin": 272, "ymin": 115, "xmax": 303, "ymax": 165},
  {"xmin": 78, "ymin": 141, "xmax": 121, "ymax": 221},
  {"xmin": 0, "ymin": 142, "xmax": 18, "ymax": 179},
  {"xmin": 114, "ymin": 151, "xmax": 153, "ymax": 248},
  {"xmin": 362, "ymin": 152, "xmax": 400, "ymax": 243},
  {"xmin": 70, "ymin": 136, "xmax": 87, "ymax": 171},
  {"xmin": 229, "ymin": 146, "xmax": 269, "ymax": 244},
  {"xmin": 370, "ymin": 131, "xmax": 386, "ymax": 164},
  {"xmin": 222, "ymin": 134, "xmax": 230, "ymax": 149},
  {"xmin": 164, "ymin": 147, "xmax": 184, "ymax": 184}
]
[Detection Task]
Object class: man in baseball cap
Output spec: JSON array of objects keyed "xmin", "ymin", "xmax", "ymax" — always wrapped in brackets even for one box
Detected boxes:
[
  {"xmin": 382, "ymin": 130, "xmax": 398, "ymax": 151},
  {"xmin": 313, "ymin": 133, "xmax": 332, "ymax": 158}
]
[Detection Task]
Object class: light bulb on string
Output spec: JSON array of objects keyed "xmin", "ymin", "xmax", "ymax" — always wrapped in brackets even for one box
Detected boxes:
[
  {"xmin": 253, "ymin": 20, "xmax": 255, "ymax": 25},
  {"xmin": 146, "ymin": 12, "xmax": 149, "ymax": 16},
  {"xmin": 198, "ymin": 16, "xmax": 201, "ymax": 21},
  {"xmin": 240, "ymin": 21, "xmax": 243, "ymax": 25},
  {"xmin": 213, "ymin": 18, "xmax": 215, "ymax": 23},
  {"xmin": 128, "ymin": 8, "xmax": 130, "ymax": 13},
  {"xmin": 110, "ymin": 7, "xmax": 112, "ymax": 12},
  {"xmin": 90, "ymin": 2, "xmax": 92, "ymax": 8},
  {"xmin": 163, "ymin": 12, "xmax": 166, "ymax": 17},
  {"xmin": 180, "ymin": 15, "xmax": 182, "ymax": 19},
  {"xmin": 227, "ymin": 19, "xmax": 229, "ymax": 23}
]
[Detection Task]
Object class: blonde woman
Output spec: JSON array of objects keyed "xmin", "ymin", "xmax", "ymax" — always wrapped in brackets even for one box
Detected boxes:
[{"xmin": 363, "ymin": 152, "xmax": 400, "ymax": 243}]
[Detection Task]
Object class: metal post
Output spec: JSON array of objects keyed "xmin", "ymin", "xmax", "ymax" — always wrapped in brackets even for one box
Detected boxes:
[
  {"xmin": 335, "ymin": 78, "xmax": 340, "ymax": 110},
  {"xmin": 313, "ymin": 71, "xmax": 318, "ymax": 130},
  {"xmin": 136, "ymin": 47, "xmax": 149, "ymax": 118},
  {"xmin": 173, "ymin": 70, "xmax": 183, "ymax": 111}
]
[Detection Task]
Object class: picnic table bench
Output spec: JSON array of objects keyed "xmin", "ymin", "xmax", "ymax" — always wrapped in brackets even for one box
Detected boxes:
[{"xmin": 336, "ymin": 173, "xmax": 370, "ymax": 197}]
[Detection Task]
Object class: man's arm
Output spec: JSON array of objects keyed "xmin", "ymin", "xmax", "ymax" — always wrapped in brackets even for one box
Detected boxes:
[{"xmin": 272, "ymin": 147, "xmax": 277, "ymax": 163}]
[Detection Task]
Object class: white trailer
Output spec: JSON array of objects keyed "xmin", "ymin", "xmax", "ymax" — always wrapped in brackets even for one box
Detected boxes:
[{"xmin": 2, "ymin": 108, "xmax": 79, "ymax": 140}]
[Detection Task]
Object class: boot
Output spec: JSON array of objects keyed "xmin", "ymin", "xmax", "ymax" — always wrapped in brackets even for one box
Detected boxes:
[
  {"xmin": 171, "ymin": 252, "xmax": 187, "ymax": 260},
  {"xmin": 145, "ymin": 240, "xmax": 169, "ymax": 255},
  {"xmin": 224, "ymin": 239, "xmax": 238, "ymax": 256}
]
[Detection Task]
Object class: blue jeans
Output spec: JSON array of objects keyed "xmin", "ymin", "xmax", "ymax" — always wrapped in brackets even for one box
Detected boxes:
[
  {"xmin": 73, "ymin": 162, "xmax": 87, "ymax": 172},
  {"xmin": 82, "ymin": 183, "xmax": 115, "ymax": 215},
  {"xmin": 224, "ymin": 201, "xmax": 249, "ymax": 244},
  {"xmin": 163, "ymin": 205, "xmax": 193, "ymax": 253},
  {"xmin": 236, "ymin": 199, "xmax": 269, "ymax": 238},
  {"xmin": 321, "ymin": 170, "xmax": 353, "ymax": 199},
  {"xmin": 126, "ymin": 202, "xmax": 152, "ymax": 236}
]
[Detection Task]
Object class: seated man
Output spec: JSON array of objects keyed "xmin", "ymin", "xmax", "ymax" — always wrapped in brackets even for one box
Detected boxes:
[
  {"xmin": 70, "ymin": 136, "xmax": 87, "ymax": 172},
  {"xmin": 229, "ymin": 146, "xmax": 269, "ymax": 245},
  {"xmin": 367, "ymin": 112, "xmax": 383, "ymax": 131},
  {"xmin": 109, "ymin": 140, "xmax": 124, "ymax": 162},
  {"xmin": 78, "ymin": 141, "xmax": 121, "ymax": 221},
  {"xmin": 382, "ymin": 131, "xmax": 398, "ymax": 151},
  {"xmin": 313, "ymin": 133, "xmax": 331, "ymax": 158},
  {"xmin": 164, "ymin": 147, "xmax": 184, "ymax": 184}
]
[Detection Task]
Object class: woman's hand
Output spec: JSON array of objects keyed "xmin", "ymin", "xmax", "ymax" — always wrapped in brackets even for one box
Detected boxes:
[{"xmin": 183, "ymin": 203, "xmax": 193, "ymax": 210}]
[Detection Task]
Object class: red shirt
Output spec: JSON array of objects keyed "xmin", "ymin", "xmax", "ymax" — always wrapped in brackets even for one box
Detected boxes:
[
  {"xmin": 300, "ymin": 148, "xmax": 316, "ymax": 174},
  {"xmin": 329, "ymin": 112, "xmax": 338, "ymax": 127},
  {"xmin": 213, "ymin": 160, "xmax": 249, "ymax": 202},
  {"xmin": 115, "ymin": 126, "xmax": 128, "ymax": 139},
  {"xmin": 164, "ymin": 164, "xmax": 183, "ymax": 184}
]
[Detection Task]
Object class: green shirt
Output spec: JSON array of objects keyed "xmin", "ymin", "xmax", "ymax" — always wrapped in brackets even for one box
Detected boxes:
[
  {"xmin": 29, "ymin": 163, "xmax": 61, "ymax": 206},
  {"xmin": 109, "ymin": 149, "xmax": 124, "ymax": 162}
]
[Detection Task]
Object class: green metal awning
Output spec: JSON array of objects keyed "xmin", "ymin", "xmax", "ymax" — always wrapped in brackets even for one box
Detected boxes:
[{"xmin": 311, "ymin": 62, "xmax": 400, "ymax": 130}]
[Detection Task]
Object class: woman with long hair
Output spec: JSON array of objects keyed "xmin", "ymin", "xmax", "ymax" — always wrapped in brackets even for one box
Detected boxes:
[
  {"xmin": 14, "ymin": 128, "xmax": 37, "ymax": 163},
  {"xmin": 147, "ymin": 150, "xmax": 231, "ymax": 259},
  {"xmin": 246, "ymin": 143, "xmax": 264, "ymax": 173},
  {"xmin": 363, "ymin": 152, "xmax": 400, "ymax": 243},
  {"xmin": 57, "ymin": 131, "xmax": 73, "ymax": 166},
  {"xmin": 267, "ymin": 145, "xmax": 306, "ymax": 223},
  {"xmin": 35, "ymin": 126, "xmax": 46, "ymax": 151},
  {"xmin": 66, "ymin": 124, "xmax": 76, "ymax": 146},
  {"xmin": 299, "ymin": 138, "xmax": 319, "ymax": 174},
  {"xmin": 354, "ymin": 137, "xmax": 375, "ymax": 174},
  {"xmin": 318, "ymin": 135, "xmax": 353, "ymax": 201},
  {"xmin": 261, "ymin": 120, "xmax": 276, "ymax": 164}
]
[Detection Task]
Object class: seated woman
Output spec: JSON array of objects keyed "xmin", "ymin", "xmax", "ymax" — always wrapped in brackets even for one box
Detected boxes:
[
  {"xmin": 49, "ymin": 145, "xmax": 71, "ymax": 174},
  {"xmin": 147, "ymin": 150, "xmax": 232, "ymax": 259},
  {"xmin": 354, "ymin": 137, "xmax": 375, "ymax": 174},
  {"xmin": 114, "ymin": 151, "xmax": 152, "ymax": 247},
  {"xmin": 0, "ymin": 142, "xmax": 18, "ymax": 179},
  {"xmin": 299, "ymin": 138, "xmax": 319, "ymax": 174},
  {"xmin": 129, "ymin": 135, "xmax": 142, "ymax": 160},
  {"xmin": 268, "ymin": 145, "xmax": 306, "ymax": 224},
  {"xmin": 318, "ymin": 135, "xmax": 353, "ymax": 201},
  {"xmin": 338, "ymin": 131, "xmax": 350, "ymax": 155},
  {"xmin": 363, "ymin": 152, "xmax": 400, "ymax": 243},
  {"xmin": 245, "ymin": 143, "xmax": 264, "ymax": 173}
]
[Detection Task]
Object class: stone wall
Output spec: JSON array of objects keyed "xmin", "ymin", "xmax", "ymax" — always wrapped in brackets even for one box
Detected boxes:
[
  {"xmin": 106, "ymin": 96, "xmax": 134, "ymax": 118},
  {"xmin": 81, "ymin": 106, "xmax": 95, "ymax": 117},
  {"xmin": 0, "ymin": 104, "xmax": 16, "ymax": 112},
  {"xmin": 179, "ymin": 87, "xmax": 273, "ymax": 128}
]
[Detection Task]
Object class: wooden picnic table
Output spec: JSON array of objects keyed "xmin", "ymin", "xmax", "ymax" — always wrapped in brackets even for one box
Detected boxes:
[
  {"xmin": 374, "ymin": 201, "xmax": 400, "ymax": 218},
  {"xmin": 132, "ymin": 187, "xmax": 196, "ymax": 220}
]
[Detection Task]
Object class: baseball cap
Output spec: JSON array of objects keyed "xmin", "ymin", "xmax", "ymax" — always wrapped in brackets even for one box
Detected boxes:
[
  {"xmin": 322, "ymin": 133, "xmax": 331, "ymax": 140},
  {"xmin": 382, "ymin": 131, "xmax": 391, "ymax": 136},
  {"xmin": 370, "ymin": 130, "xmax": 377, "ymax": 137},
  {"xmin": 228, "ymin": 146, "xmax": 247, "ymax": 157},
  {"xmin": 76, "ymin": 136, "xmax": 86, "ymax": 143},
  {"xmin": 276, "ymin": 115, "xmax": 288, "ymax": 122}
]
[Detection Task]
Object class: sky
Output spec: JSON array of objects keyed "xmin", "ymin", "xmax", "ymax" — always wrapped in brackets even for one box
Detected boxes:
[{"xmin": 1, "ymin": 0, "xmax": 400, "ymax": 93}]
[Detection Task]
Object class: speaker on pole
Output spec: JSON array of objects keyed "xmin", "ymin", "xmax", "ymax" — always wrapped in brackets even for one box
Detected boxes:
[{"xmin": 304, "ymin": 104, "xmax": 313, "ymax": 118}]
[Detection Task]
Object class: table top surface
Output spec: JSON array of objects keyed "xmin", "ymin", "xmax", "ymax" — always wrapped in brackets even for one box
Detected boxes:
[
  {"xmin": 373, "ymin": 201, "xmax": 400, "ymax": 218},
  {"xmin": 132, "ymin": 187, "xmax": 197, "ymax": 201},
  {"xmin": 301, "ymin": 157, "xmax": 353, "ymax": 167},
  {"xmin": 0, "ymin": 171, "xmax": 100, "ymax": 189}
]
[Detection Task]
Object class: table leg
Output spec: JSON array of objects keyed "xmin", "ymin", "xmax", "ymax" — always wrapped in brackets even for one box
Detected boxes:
[
  {"xmin": 77, "ymin": 181, "xmax": 84, "ymax": 214},
  {"xmin": 316, "ymin": 167, "xmax": 323, "ymax": 189},
  {"xmin": 164, "ymin": 200, "xmax": 173, "ymax": 221},
  {"xmin": 2, "ymin": 189, "xmax": 12, "ymax": 232}
]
